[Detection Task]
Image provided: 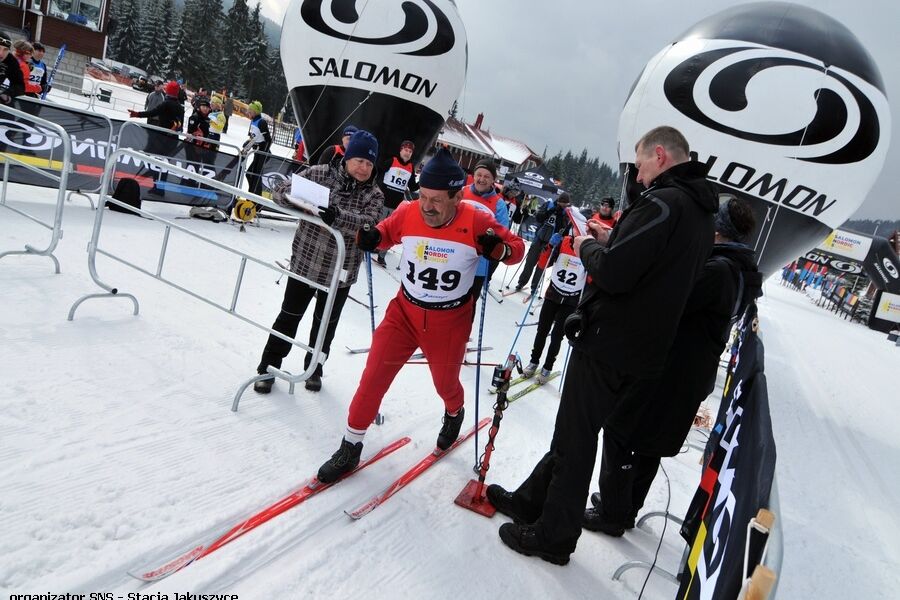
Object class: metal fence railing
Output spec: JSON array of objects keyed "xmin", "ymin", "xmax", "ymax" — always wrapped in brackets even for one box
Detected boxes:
[
  {"xmin": 66, "ymin": 147, "xmax": 346, "ymax": 412},
  {"xmin": 0, "ymin": 103, "xmax": 73, "ymax": 273}
]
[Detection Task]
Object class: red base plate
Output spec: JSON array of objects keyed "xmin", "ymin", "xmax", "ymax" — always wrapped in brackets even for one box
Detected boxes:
[{"xmin": 454, "ymin": 479, "xmax": 497, "ymax": 517}]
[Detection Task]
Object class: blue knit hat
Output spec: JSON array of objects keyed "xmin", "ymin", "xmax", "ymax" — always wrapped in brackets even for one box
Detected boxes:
[
  {"xmin": 419, "ymin": 148, "xmax": 466, "ymax": 190},
  {"xmin": 342, "ymin": 124, "xmax": 359, "ymax": 137},
  {"xmin": 344, "ymin": 130, "xmax": 379, "ymax": 163}
]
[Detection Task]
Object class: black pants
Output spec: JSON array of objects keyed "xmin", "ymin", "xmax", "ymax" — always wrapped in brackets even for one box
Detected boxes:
[
  {"xmin": 510, "ymin": 350, "xmax": 647, "ymax": 547},
  {"xmin": 596, "ymin": 433, "xmax": 660, "ymax": 523},
  {"xmin": 529, "ymin": 297, "xmax": 575, "ymax": 370},
  {"xmin": 517, "ymin": 240, "xmax": 546, "ymax": 291},
  {"xmin": 246, "ymin": 152, "xmax": 267, "ymax": 197},
  {"xmin": 257, "ymin": 276, "xmax": 351, "ymax": 376},
  {"xmin": 468, "ymin": 260, "xmax": 501, "ymax": 323}
]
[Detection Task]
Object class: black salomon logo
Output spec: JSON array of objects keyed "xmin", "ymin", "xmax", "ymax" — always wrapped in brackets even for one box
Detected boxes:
[
  {"xmin": 663, "ymin": 46, "xmax": 881, "ymax": 165},
  {"xmin": 301, "ymin": 0, "xmax": 455, "ymax": 57}
]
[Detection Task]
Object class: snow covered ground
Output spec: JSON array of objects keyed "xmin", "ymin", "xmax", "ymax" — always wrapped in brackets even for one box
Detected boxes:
[{"xmin": 1, "ymin": 82, "xmax": 899, "ymax": 599}]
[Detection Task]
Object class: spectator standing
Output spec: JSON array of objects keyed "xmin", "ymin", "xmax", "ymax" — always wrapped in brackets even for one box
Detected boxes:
[
  {"xmin": 515, "ymin": 193, "xmax": 573, "ymax": 294},
  {"xmin": 488, "ymin": 126, "xmax": 717, "ymax": 565},
  {"xmin": 143, "ymin": 80, "xmax": 166, "ymax": 127},
  {"xmin": 207, "ymin": 95, "xmax": 226, "ymax": 144},
  {"xmin": 314, "ymin": 148, "xmax": 524, "ymax": 483},
  {"xmin": 584, "ymin": 196, "xmax": 760, "ymax": 536},
  {"xmin": 254, "ymin": 131, "xmax": 385, "ymax": 393},
  {"xmin": 25, "ymin": 42, "xmax": 47, "ymax": 98},
  {"xmin": 318, "ymin": 125, "xmax": 358, "ymax": 166},
  {"xmin": 374, "ymin": 139, "xmax": 418, "ymax": 266},
  {"xmin": 463, "ymin": 158, "xmax": 509, "ymax": 300},
  {"xmin": 222, "ymin": 92, "xmax": 233, "ymax": 133},
  {"xmin": 0, "ymin": 36, "xmax": 25, "ymax": 105},
  {"xmin": 242, "ymin": 100, "xmax": 272, "ymax": 197},
  {"xmin": 590, "ymin": 197, "xmax": 619, "ymax": 229}
]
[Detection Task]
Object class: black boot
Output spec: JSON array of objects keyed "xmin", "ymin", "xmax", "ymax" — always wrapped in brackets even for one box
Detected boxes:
[
  {"xmin": 486, "ymin": 484, "xmax": 540, "ymax": 524},
  {"xmin": 254, "ymin": 375, "xmax": 274, "ymax": 394},
  {"xmin": 305, "ymin": 365, "xmax": 323, "ymax": 392},
  {"xmin": 317, "ymin": 438, "xmax": 363, "ymax": 483},
  {"xmin": 582, "ymin": 506, "xmax": 631, "ymax": 537},
  {"xmin": 498, "ymin": 522, "xmax": 573, "ymax": 566},
  {"xmin": 436, "ymin": 407, "xmax": 465, "ymax": 451}
]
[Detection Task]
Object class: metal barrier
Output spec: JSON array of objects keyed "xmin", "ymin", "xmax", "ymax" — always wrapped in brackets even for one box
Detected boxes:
[
  {"xmin": 42, "ymin": 70, "xmax": 99, "ymax": 110},
  {"xmin": 15, "ymin": 96, "xmax": 115, "ymax": 208},
  {"xmin": 0, "ymin": 103, "xmax": 73, "ymax": 273},
  {"xmin": 67, "ymin": 147, "xmax": 346, "ymax": 412},
  {"xmin": 118, "ymin": 120, "xmax": 247, "ymax": 194}
]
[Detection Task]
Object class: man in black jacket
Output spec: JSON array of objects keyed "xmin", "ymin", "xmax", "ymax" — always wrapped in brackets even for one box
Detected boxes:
[
  {"xmin": 127, "ymin": 81, "xmax": 185, "ymax": 195},
  {"xmin": 0, "ymin": 35, "xmax": 25, "ymax": 106},
  {"xmin": 584, "ymin": 195, "xmax": 761, "ymax": 536},
  {"xmin": 515, "ymin": 192, "xmax": 572, "ymax": 294},
  {"xmin": 489, "ymin": 126, "xmax": 718, "ymax": 565}
]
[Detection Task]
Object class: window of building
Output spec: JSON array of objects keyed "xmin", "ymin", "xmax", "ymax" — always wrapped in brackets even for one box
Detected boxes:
[{"xmin": 49, "ymin": 0, "xmax": 105, "ymax": 31}]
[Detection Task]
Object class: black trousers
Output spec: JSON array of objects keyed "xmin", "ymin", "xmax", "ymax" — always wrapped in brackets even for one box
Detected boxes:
[
  {"xmin": 517, "ymin": 240, "xmax": 546, "ymax": 291},
  {"xmin": 596, "ymin": 433, "xmax": 661, "ymax": 523},
  {"xmin": 257, "ymin": 276, "xmax": 351, "ymax": 376},
  {"xmin": 529, "ymin": 297, "xmax": 575, "ymax": 370},
  {"xmin": 246, "ymin": 152, "xmax": 267, "ymax": 197},
  {"xmin": 511, "ymin": 350, "xmax": 647, "ymax": 547}
]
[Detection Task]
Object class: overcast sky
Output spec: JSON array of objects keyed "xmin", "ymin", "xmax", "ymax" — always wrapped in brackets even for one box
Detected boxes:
[{"xmin": 264, "ymin": 0, "xmax": 899, "ymax": 219}]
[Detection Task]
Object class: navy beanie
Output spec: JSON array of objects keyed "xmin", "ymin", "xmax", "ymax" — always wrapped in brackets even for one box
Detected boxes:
[
  {"xmin": 342, "ymin": 125, "xmax": 359, "ymax": 137},
  {"xmin": 344, "ymin": 130, "xmax": 379, "ymax": 163},
  {"xmin": 419, "ymin": 148, "xmax": 466, "ymax": 190}
]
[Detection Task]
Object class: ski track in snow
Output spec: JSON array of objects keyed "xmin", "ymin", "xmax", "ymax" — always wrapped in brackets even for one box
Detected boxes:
[{"xmin": 3, "ymin": 87, "xmax": 898, "ymax": 596}]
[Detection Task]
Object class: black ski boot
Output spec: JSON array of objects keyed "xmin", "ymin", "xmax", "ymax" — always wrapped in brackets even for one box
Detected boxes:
[
  {"xmin": 436, "ymin": 407, "xmax": 465, "ymax": 451},
  {"xmin": 254, "ymin": 375, "xmax": 274, "ymax": 394},
  {"xmin": 317, "ymin": 438, "xmax": 363, "ymax": 483}
]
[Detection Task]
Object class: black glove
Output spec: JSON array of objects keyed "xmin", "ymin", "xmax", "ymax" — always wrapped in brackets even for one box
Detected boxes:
[
  {"xmin": 477, "ymin": 231, "xmax": 510, "ymax": 261},
  {"xmin": 356, "ymin": 226, "xmax": 382, "ymax": 251},
  {"xmin": 318, "ymin": 205, "xmax": 339, "ymax": 226}
]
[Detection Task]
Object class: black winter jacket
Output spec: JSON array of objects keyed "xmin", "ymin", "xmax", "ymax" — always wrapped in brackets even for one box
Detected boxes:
[
  {"xmin": 533, "ymin": 201, "xmax": 571, "ymax": 244},
  {"xmin": 135, "ymin": 96, "xmax": 185, "ymax": 132},
  {"xmin": 0, "ymin": 53, "xmax": 25, "ymax": 103},
  {"xmin": 606, "ymin": 243, "xmax": 760, "ymax": 455},
  {"xmin": 575, "ymin": 160, "xmax": 718, "ymax": 378}
]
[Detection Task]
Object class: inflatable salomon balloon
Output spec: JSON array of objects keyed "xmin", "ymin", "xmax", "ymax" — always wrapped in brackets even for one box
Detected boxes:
[
  {"xmin": 618, "ymin": 2, "xmax": 891, "ymax": 275},
  {"xmin": 281, "ymin": 0, "xmax": 467, "ymax": 164}
]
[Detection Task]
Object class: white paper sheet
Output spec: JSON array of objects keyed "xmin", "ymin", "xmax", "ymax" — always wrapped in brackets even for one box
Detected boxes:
[{"xmin": 288, "ymin": 174, "xmax": 331, "ymax": 210}]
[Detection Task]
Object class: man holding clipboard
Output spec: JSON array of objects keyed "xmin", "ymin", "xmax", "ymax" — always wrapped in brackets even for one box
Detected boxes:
[{"xmin": 254, "ymin": 130, "xmax": 385, "ymax": 393}]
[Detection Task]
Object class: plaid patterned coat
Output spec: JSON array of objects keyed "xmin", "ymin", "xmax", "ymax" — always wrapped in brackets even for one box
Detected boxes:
[{"xmin": 274, "ymin": 163, "xmax": 384, "ymax": 288}]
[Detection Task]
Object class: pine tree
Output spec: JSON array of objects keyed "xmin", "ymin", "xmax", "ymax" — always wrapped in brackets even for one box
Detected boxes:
[
  {"xmin": 242, "ymin": 4, "xmax": 270, "ymax": 103},
  {"xmin": 136, "ymin": 0, "xmax": 165, "ymax": 74},
  {"xmin": 165, "ymin": 0, "xmax": 198, "ymax": 80},
  {"xmin": 109, "ymin": 0, "xmax": 142, "ymax": 65},
  {"xmin": 219, "ymin": 0, "xmax": 251, "ymax": 96}
]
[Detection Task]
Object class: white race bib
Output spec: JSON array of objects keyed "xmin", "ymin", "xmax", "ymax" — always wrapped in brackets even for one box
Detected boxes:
[
  {"xmin": 551, "ymin": 253, "xmax": 586, "ymax": 295},
  {"xmin": 400, "ymin": 236, "xmax": 479, "ymax": 306},
  {"xmin": 383, "ymin": 165, "xmax": 411, "ymax": 192}
]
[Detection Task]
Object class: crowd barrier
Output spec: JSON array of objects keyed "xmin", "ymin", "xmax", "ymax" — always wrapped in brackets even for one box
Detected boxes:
[
  {"xmin": 0, "ymin": 103, "xmax": 73, "ymax": 273},
  {"xmin": 66, "ymin": 147, "xmax": 346, "ymax": 411}
]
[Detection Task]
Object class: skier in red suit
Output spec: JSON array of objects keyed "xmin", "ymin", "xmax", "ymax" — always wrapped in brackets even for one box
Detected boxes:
[{"xmin": 317, "ymin": 148, "xmax": 525, "ymax": 482}]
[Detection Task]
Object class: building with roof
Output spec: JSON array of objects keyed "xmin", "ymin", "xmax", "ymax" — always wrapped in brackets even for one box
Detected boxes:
[
  {"xmin": 1, "ymin": 0, "xmax": 111, "ymax": 95},
  {"xmin": 436, "ymin": 112, "xmax": 541, "ymax": 177}
]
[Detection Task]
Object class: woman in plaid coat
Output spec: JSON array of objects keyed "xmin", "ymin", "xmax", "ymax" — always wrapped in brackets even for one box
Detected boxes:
[{"xmin": 255, "ymin": 130, "xmax": 384, "ymax": 393}]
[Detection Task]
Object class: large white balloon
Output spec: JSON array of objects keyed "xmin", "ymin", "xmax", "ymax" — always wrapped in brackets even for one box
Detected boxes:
[
  {"xmin": 618, "ymin": 2, "xmax": 891, "ymax": 274},
  {"xmin": 281, "ymin": 0, "xmax": 467, "ymax": 164}
]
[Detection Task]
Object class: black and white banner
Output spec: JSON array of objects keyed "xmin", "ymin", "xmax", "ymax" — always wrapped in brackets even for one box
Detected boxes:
[
  {"xmin": 116, "ymin": 123, "xmax": 245, "ymax": 210},
  {"xmin": 678, "ymin": 310, "xmax": 777, "ymax": 600},
  {"xmin": 1, "ymin": 98, "xmax": 114, "ymax": 192}
]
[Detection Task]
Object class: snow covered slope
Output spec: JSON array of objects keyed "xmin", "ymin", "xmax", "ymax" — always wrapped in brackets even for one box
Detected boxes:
[{"xmin": 1, "ymin": 170, "xmax": 898, "ymax": 597}]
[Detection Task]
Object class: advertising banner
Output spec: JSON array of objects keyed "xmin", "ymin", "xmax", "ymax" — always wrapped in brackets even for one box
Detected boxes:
[
  {"xmin": 0, "ymin": 98, "xmax": 114, "ymax": 192},
  {"xmin": 678, "ymin": 313, "xmax": 777, "ymax": 600}
]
